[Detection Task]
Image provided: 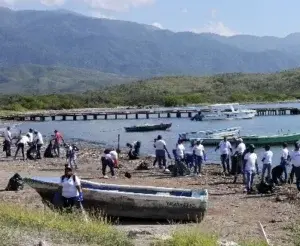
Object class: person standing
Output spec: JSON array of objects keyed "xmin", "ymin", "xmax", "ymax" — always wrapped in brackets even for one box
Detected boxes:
[
  {"xmin": 193, "ymin": 140, "xmax": 206, "ymax": 176},
  {"xmin": 33, "ymin": 130, "xmax": 44, "ymax": 159},
  {"xmin": 67, "ymin": 144, "xmax": 79, "ymax": 169},
  {"xmin": 261, "ymin": 145, "xmax": 273, "ymax": 182},
  {"xmin": 27, "ymin": 128, "xmax": 34, "ymax": 144},
  {"xmin": 215, "ymin": 137, "xmax": 232, "ymax": 175},
  {"xmin": 290, "ymin": 143, "xmax": 300, "ymax": 191},
  {"xmin": 14, "ymin": 134, "xmax": 30, "ymax": 161},
  {"xmin": 53, "ymin": 130, "xmax": 64, "ymax": 157},
  {"xmin": 233, "ymin": 138, "xmax": 246, "ymax": 183},
  {"xmin": 176, "ymin": 139, "xmax": 185, "ymax": 160},
  {"xmin": 3, "ymin": 127, "xmax": 12, "ymax": 157},
  {"xmin": 154, "ymin": 135, "xmax": 171, "ymax": 171},
  {"xmin": 244, "ymin": 144, "xmax": 259, "ymax": 194},
  {"xmin": 59, "ymin": 167, "xmax": 83, "ymax": 212},
  {"xmin": 280, "ymin": 142, "xmax": 290, "ymax": 183}
]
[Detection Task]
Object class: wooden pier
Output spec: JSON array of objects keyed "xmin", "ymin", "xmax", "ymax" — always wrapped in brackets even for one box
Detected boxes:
[{"xmin": 1, "ymin": 107, "xmax": 300, "ymax": 122}]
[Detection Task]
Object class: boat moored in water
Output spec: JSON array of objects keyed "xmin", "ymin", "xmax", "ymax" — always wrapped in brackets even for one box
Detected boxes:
[
  {"xmin": 191, "ymin": 103, "xmax": 256, "ymax": 121},
  {"xmin": 124, "ymin": 123, "xmax": 172, "ymax": 132},
  {"xmin": 24, "ymin": 177, "xmax": 208, "ymax": 221}
]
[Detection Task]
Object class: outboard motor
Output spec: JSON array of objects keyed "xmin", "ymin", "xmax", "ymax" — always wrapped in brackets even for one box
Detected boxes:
[{"xmin": 5, "ymin": 173, "xmax": 24, "ymax": 191}]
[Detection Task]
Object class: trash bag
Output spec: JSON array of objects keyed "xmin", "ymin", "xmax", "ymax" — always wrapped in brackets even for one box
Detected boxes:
[
  {"xmin": 44, "ymin": 141, "xmax": 55, "ymax": 158},
  {"xmin": 5, "ymin": 173, "xmax": 24, "ymax": 191},
  {"xmin": 135, "ymin": 161, "xmax": 149, "ymax": 170}
]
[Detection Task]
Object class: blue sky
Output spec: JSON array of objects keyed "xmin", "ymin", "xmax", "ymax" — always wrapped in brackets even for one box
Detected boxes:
[{"xmin": 0, "ymin": 0, "xmax": 299, "ymax": 37}]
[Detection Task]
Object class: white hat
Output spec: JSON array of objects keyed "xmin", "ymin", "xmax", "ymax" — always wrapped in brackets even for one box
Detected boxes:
[{"xmin": 239, "ymin": 138, "xmax": 243, "ymax": 142}]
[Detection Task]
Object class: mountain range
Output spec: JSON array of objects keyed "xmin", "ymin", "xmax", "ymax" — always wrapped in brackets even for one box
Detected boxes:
[{"xmin": 1, "ymin": 7, "xmax": 300, "ymax": 80}]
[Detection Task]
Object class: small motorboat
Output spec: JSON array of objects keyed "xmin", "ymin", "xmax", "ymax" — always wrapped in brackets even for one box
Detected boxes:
[
  {"xmin": 179, "ymin": 127, "xmax": 241, "ymax": 142},
  {"xmin": 24, "ymin": 177, "xmax": 208, "ymax": 221},
  {"xmin": 124, "ymin": 123, "xmax": 172, "ymax": 132}
]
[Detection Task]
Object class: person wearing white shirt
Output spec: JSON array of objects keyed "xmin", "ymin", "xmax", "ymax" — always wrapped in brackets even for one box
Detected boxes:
[
  {"xmin": 110, "ymin": 149, "xmax": 119, "ymax": 168},
  {"xmin": 101, "ymin": 149, "xmax": 115, "ymax": 179},
  {"xmin": 290, "ymin": 143, "xmax": 300, "ymax": 191},
  {"xmin": 14, "ymin": 134, "xmax": 30, "ymax": 160},
  {"xmin": 3, "ymin": 126, "xmax": 12, "ymax": 157},
  {"xmin": 176, "ymin": 141, "xmax": 185, "ymax": 159},
  {"xmin": 154, "ymin": 135, "xmax": 171, "ymax": 171},
  {"xmin": 193, "ymin": 140, "xmax": 206, "ymax": 176},
  {"xmin": 280, "ymin": 142, "xmax": 290, "ymax": 183},
  {"xmin": 27, "ymin": 128, "xmax": 34, "ymax": 144},
  {"xmin": 215, "ymin": 137, "xmax": 232, "ymax": 174},
  {"xmin": 233, "ymin": 138, "xmax": 246, "ymax": 184},
  {"xmin": 58, "ymin": 167, "xmax": 83, "ymax": 211},
  {"xmin": 33, "ymin": 130, "xmax": 44, "ymax": 159},
  {"xmin": 244, "ymin": 144, "xmax": 259, "ymax": 194},
  {"xmin": 261, "ymin": 145, "xmax": 273, "ymax": 182}
]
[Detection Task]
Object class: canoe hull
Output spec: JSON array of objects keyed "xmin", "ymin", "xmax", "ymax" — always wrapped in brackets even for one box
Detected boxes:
[
  {"xmin": 125, "ymin": 123, "xmax": 172, "ymax": 132},
  {"xmin": 24, "ymin": 178, "xmax": 208, "ymax": 221}
]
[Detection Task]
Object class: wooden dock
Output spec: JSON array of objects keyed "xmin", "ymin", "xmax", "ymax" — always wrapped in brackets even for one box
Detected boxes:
[{"xmin": 1, "ymin": 107, "xmax": 300, "ymax": 122}]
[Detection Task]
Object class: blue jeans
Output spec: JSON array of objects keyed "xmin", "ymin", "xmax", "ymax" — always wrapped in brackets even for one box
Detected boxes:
[
  {"xmin": 221, "ymin": 154, "xmax": 230, "ymax": 173},
  {"xmin": 156, "ymin": 149, "xmax": 166, "ymax": 168},
  {"xmin": 194, "ymin": 155, "xmax": 203, "ymax": 174},
  {"xmin": 245, "ymin": 170, "xmax": 255, "ymax": 192},
  {"xmin": 294, "ymin": 166, "xmax": 300, "ymax": 191},
  {"xmin": 261, "ymin": 164, "xmax": 271, "ymax": 181},
  {"xmin": 280, "ymin": 160, "xmax": 288, "ymax": 182}
]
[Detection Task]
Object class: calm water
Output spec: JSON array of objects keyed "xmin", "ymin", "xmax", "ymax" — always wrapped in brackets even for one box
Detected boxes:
[{"xmin": 15, "ymin": 102, "xmax": 300, "ymax": 164}]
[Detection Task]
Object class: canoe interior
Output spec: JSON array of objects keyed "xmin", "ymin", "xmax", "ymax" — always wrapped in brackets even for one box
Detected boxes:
[{"xmin": 26, "ymin": 177, "xmax": 207, "ymax": 198}]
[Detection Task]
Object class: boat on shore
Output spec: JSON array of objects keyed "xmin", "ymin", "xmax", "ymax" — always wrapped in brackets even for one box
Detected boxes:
[
  {"xmin": 189, "ymin": 132, "xmax": 300, "ymax": 146},
  {"xmin": 24, "ymin": 177, "xmax": 208, "ymax": 221},
  {"xmin": 124, "ymin": 123, "xmax": 172, "ymax": 132},
  {"xmin": 179, "ymin": 127, "xmax": 240, "ymax": 142},
  {"xmin": 191, "ymin": 103, "xmax": 256, "ymax": 121}
]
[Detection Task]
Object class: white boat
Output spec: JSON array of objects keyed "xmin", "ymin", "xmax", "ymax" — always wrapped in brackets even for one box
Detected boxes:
[
  {"xmin": 24, "ymin": 177, "xmax": 208, "ymax": 221},
  {"xmin": 191, "ymin": 103, "xmax": 256, "ymax": 121},
  {"xmin": 179, "ymin": 127, "xmax": 241, "ymax": 142}
]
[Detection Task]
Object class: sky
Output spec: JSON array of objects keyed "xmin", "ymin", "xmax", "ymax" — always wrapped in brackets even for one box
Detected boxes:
[{"xmin": 0, "ymin": 0, "xmax": 299, "ymax": 37}]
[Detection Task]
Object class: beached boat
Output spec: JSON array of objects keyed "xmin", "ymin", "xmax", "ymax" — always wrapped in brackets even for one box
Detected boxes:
[
  {"xmin": 24, "ymin": 177, "xmax": 208, "ymax": 221},
  {"xmin": 189, "ymin": 132, "xmax": 300, "ymax": 146},
  {"xmin": 179, "ymin": 127, "xmax": 241, "ymax": 142},
  {"xmin": 191, "ymin": 103, "xmax": 256, "ymax": 121},
  {"xmin": 124, "ymin": 123, "xmax": 172, "ymax": 132}
]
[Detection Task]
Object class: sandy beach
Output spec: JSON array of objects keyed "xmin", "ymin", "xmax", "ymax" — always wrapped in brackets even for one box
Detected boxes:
[{"xmin": 0, "ymin": 141, "xmax": 298, "ymax": 246}]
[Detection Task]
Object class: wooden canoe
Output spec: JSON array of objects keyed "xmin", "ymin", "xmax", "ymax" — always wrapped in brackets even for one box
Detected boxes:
[
  {"xmin": 124, "ymin": 123, "xmax": 172, "ymax": 132},
  {"xmin": 24, "ymin": 177, "xmax": 208, "ymax": 221}
]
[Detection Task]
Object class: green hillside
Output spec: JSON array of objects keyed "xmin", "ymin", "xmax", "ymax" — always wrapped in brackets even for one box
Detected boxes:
[
  {"xmin": 1, "ymin": 68, "xmax": 300, "ymax": 111},
  {"xmin": 0, "ymin": 64, "xmax": 133, "ymax": 94}
]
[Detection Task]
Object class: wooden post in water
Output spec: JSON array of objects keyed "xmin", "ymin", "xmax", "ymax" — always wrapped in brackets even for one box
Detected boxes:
[{"xmin": 117, "ymin": 134, "xmax": 120, "ymax": 153}]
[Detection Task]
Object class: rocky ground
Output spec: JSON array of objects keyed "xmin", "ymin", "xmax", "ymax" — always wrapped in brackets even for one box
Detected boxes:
[{"xmin": 0, "ymin": 141, "xmax": 299, "ymax": 246}]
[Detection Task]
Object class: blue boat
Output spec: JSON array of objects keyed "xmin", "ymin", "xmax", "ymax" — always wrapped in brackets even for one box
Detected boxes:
[{"xmin": 24, "ymin": 177, "xmax": 208, "ymax": 221}]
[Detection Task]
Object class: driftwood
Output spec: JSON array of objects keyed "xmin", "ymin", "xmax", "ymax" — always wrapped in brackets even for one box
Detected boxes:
[{"xmin": 259, "ymin": 221, "xmax": 271, "ymax": 246}]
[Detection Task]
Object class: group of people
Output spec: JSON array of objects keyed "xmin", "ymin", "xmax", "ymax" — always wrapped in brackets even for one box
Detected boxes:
[{"xmin": 2, "ymin": 127, "xmax": 79, "ymax": 169}]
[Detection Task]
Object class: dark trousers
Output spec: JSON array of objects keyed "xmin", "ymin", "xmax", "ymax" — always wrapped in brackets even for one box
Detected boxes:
[
  {"xmin": 36, "ymin": 144, "xmax": 42, "ymax": 159},
  {"xmin": 280, "ymin": 160, "xmax": 288, "ymax": 182},
  {"xmin": 62, "ymin": 196, "xmax": 78, "ymax": 212},
  {"xmin": 156, "ymin": 149, "xmax": 166, "ymax": 168},
  {"xmin": 194, "ymin": 155, "xmax": 203, "ymax": 174},
  {"xmin": 233, "ymin": 154, "xmax": 244, "ymax": 183},
  {"xmin": 289, "ymin": 165, "xmax": 295, "ymax": 184},
  {"xmin": 101, "ymin": 157, "xmax": 115, "ymax": 176},
  {"xmin": 221, "ymin": 154, "xmax": 230, "ymax": 173},
  {"xmin": 294, "ymin": 166, "xmax": 300, "ymax": 191},
  {"xmin": 54, "ymin": 141, "xmax": 60, "ymax": 157},
  {"xmin": 3, "ymin": 140, "xmax": 11, "ymax": 157},
  {"xmin": 15, "ymin": 143, "xmax": 25, "ymax": 160}
]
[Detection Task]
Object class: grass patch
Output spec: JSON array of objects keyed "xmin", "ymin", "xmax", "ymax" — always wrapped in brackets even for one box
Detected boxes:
[
  {"xmin": 0, "ymin": 203, "xmax": 132, "ymax": 246},
  {"xmin": 151, "ymin": 228, "xmax": 268, "ymax": 246}
]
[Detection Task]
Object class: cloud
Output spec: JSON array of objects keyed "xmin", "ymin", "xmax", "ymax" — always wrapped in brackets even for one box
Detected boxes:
[
  {"xmin": 191, "ymin": 21, "xmax": 237, "ymax": 36},
  {"xmin": 90, "ymin": 11, "xmax": 115, "ymax": 19},
  {"xmin": 181, "ymin": 8, "xmax": 188, "ymax": 14},
  {"xmin": 83, "ymin": 0, "xmax": 154, "ymax": 12},
  {"xmin": 40, "ymin": 0, "xmax": 65, "ymax": 6},
  {"xmin": 211, "ymin": 9, "xmax": 217, "ymax": 19},
  {"xmin": 152, "ymin": 22, "xmax": 163, "ymax": 29}
]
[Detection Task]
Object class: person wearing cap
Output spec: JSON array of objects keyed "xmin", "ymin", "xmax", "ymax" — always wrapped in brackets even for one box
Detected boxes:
[
  {"xmin": 244, "ymin": 144, "xmax": 259, "ymax": 194},
  {"xmin": 14, "ymin": 134, "xmax": 30, "ymax": 161},
  {"xmin": 154, "ymin": 135, "xmax": 171, "ymax": 171},
  {"xmin": 193, "ymin": 140, "xmax": 206, "ymax": 176},
  {"xmin": 215, "ymin": 137, "xmax": 232, "ymax": 175},
  {"xmin": 53, "ymin": 130, "xmax": 64, "ymax": 157},
  {"xmin": 233, "ymin": 138, "xmax": 246, "ymax": 183},
  {"xmin": 290, "ymin": 143, "xmax": 300, "ymax": 191},
  {"xmin": 33, "ymin": 130, "xmax": 44, "ymax": 159},
  {"xmin": 280, "ymin": 142, "xmax": 290, "ymax": 183},
  {"xmin": 58, "ymin": 166, "xmax": 83, "ymax": 212},
  {"xmin": 261, "ymin": 145, "xmax": 273, "ymax": 182}
]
